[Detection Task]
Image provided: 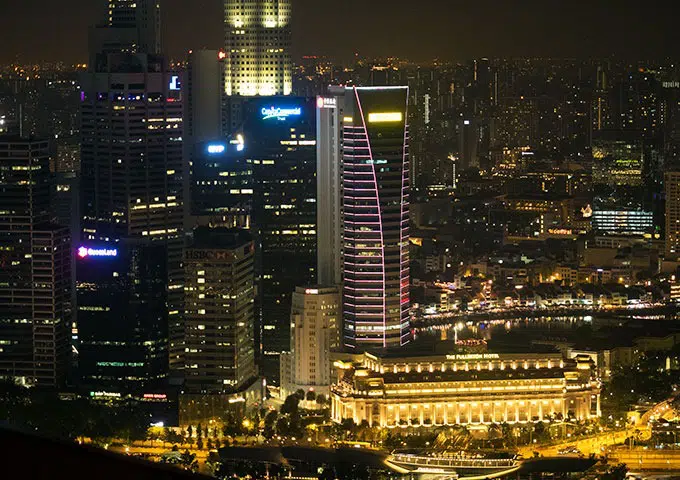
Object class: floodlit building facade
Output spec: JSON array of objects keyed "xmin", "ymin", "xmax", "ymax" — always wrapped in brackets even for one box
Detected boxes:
[
  {"xmin": 224, "ymin": 0, "xmax": 292, "ymax": 96},
  {"xmin": 280, "ymin": 286, "xmax": 340, "ymax": 398},
  {"xmin": 331, "ymin": 352, "xmax": 600, "ymax": 428}
]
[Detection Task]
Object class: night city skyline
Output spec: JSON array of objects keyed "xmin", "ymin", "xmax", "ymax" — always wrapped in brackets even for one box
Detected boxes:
[
  {"xmin": 2, "ymin": 0, "xmax": 680, "ymax": 64},
  {"xmin": 6, "ymin": 0, "xmax": 680, "ymax": 478}
]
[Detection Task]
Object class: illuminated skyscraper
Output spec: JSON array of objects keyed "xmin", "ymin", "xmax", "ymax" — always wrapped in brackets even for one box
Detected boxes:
[
  {"xmin": 78, "ymin": 4, "xmax": 185, "ymax": 389},
  {"xmin": 342, "ymin": 87, "xmax": 411, "ymax": 350},
  {"xmin": 224, "ymin": 0, "xmax": 292, "ymax": 96},
  {"xmin": 245, "ymin": 97, "xmax": 317, "ymax": 381}
]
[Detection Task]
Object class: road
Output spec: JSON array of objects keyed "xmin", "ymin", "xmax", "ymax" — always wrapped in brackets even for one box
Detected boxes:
[
  {"xmin": 518, "ymin": 428, "xmax": 647, "ymax": 457},
  {"xmin": 608, "ymin": 448, "xmax": 680, "ymax": 471},
  {"xmin": 108, "ymin": 444, "xmax": 214, "ymax": 474}
]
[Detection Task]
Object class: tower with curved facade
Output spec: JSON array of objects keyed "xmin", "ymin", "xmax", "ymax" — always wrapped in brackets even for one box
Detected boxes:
[{"xmin": 342, "ymin": 87, "xmax": 411, "ymax": 350}]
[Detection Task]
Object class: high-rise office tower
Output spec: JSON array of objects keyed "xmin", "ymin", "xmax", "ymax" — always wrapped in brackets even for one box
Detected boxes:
[
  {"xmin": 244, "ymin": 97, "xmax": 317, "ymax": 382},
  {"xmin": 666, "ymin": 171, "xmax": 680, "ymax": 260},
  {"xmin": 185, "ymin": 50, "xmax": 225, "ymax": 145},
  {"xmin": 0, "ymin": 137, "xmax": 72, "ymax": 387},
  {"xmin": 280, "ymin": 286, "xmax": 340, "ymax": 398},
  {"xmin": 316, "ymin": 89, "xmax": 344, "ymax": 286},
  {"xmin": 341, "ymin": 87, "xmax": 411, "ymax": 350},
  {"xmin": 184, "ymin": 50, "xmax": 227, "ymax": 229},
  {"xmin": 183, "ymin": 228, "xmax": 256, "ymax": 394},
  {"xmin": 224, "ymin": 0, "xmax": 292, "ymax": 96},
  {"xmin": 78, "ymin": 3, "xmax": 185, "ymax": 389}
]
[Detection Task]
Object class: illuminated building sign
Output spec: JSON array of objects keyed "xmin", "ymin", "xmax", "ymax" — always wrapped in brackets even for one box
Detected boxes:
[
  {"xmin": 316, "ymin": 97, "xmax": 337, "ymax": 109},
  {"xmin": 445, "ymin": 353, "xmax": 500, "ymax": 360},
  {"xmin": 169, "ymin": 75, "xmax": 181, "ymax": 91},
  {"xmin": 305, "ymin": 288, "xmax": 319, "ymax": 295},
  {"xmin": 143, "ymin": 393, "xmax": 167, "ymax": 400},
  {"xmin": 90, "ymin": 391, "xmax": 121, "ymax": 398},
  {"xmin": 207, "ymin": 144, "xmax": 226, "ymax": 154},
  {"xmin": 185, "ymin": 250, "xmax": 236, "ymax": 261},
  {"xmin": 261, "ymin": 106, "xmax": 302, "ymax": 121},
  {"xmin": 368, "ymin": 112, "xmax": 403, "ymax": 123},
  {"xmin": 548, "ymin": 228, "xmax": 573, "ymax": 235},
  {"xmin": 78, "ymin": 246, "xmax": 118, "ymax": 258}
]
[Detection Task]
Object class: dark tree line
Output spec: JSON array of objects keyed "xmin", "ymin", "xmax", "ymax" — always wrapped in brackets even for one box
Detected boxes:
[{"xmin": 0, "ymin": 381, "xmax": 149, "ymax": 443}]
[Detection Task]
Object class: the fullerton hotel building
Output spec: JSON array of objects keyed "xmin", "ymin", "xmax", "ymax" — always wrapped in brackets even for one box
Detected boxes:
[{"xmin": 330, "ymin": 351, "xmax": 600, "ymax": 428}]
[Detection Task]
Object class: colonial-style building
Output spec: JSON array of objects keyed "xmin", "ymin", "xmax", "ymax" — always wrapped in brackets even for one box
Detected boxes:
[{"xmin": 331, "ymin": 352, "xmax": 600, "ymax": 428}]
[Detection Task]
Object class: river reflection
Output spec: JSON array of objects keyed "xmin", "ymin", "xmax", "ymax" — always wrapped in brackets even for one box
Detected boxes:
[{"xmin": 415, "ymin": 312, "xmax": 669, "ymax": 345}]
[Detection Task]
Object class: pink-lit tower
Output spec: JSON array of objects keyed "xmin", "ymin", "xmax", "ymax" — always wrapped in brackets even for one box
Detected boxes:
[{"xmin": 342, "ymin": 86, "xmax": 410, "ymax": 350}]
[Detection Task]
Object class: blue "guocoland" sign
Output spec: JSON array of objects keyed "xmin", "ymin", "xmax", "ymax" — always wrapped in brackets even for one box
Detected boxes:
[{"xmin": 261, "ymin": 106, "xmax": 302, "ymax": 120}]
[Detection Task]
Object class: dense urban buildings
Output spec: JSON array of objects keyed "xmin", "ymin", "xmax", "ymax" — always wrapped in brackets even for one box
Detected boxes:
[
  {"xmin": 0, "ymin": 137, "xmax": 72, "ymax": 387},
  {"xmin": 223, "ymin": 0, "xmax": 292, "ymax": 96},
  {"xmin": 341, "ymin": 86, "xmax": 411, "ymax": 350},
  {"xmin": 9, "ymin": 2, "xmax": 680, "ymax": 462}
]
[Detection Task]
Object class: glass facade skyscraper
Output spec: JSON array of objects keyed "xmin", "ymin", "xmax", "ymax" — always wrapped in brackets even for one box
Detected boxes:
[
  {"xmin": 342, "ymin": 87, "xmax": 411, "ymax": 350},
  {"xmin": 244, "ymin": 97, "xmax": 316, "ymax": 381}
]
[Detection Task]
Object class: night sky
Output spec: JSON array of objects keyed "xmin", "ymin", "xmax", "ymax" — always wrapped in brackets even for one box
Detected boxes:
[{"xmin": 1, "ymin": 0, "xmax": 679, "ymax": 64}]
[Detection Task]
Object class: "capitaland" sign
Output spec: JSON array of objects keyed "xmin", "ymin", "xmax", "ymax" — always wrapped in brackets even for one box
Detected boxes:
[{"xmin": 261, "ymin": 106, "xmax": 302, "ymax": 121}]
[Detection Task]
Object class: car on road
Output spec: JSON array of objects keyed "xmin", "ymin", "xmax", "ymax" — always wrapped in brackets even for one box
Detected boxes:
[{"xmin": 557, "ymin": 447, "xmax": 581, "ymax": 455}]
